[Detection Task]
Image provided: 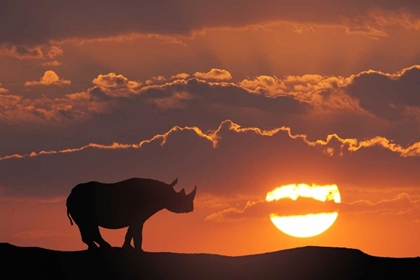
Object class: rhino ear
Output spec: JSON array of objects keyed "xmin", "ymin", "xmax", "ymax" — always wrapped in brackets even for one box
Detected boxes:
[
  {"xmin": 169, "ymin": 178, "xmax": 178, "ymax": 188},
  {"xmin": 188, "ymin": 185, "xmax": 197, "ymax": 200}
]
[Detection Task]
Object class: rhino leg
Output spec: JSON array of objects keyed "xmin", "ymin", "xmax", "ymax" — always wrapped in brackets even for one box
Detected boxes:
[
  {"xmin": 123, "ymin": 223, "xmax": 143, "ymax": 251},
  {"xmin": 92, "ymin": 226, "xmax": 111, "ymax": 249},
  {"xmin": 70, "ymin": 211, "xmax": 98, "ymax": 250},
  {"xmin": 77, "ymin": 224, "xmax": 99, "ymax": 250}
]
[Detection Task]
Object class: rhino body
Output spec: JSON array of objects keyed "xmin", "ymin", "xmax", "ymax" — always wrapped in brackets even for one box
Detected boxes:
[{"xmin": 66, "ymin": 177, "xmax": 196, "ymax": 251}]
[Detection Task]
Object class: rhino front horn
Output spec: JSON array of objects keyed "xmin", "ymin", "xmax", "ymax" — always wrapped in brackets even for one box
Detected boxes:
[
  {"xmin": 169, "ymin": 178, "xmax": 178, "ymax": 188},
  {"xmin": 188, "ymin": 185, "xmax": 197, "ymax": 200}
]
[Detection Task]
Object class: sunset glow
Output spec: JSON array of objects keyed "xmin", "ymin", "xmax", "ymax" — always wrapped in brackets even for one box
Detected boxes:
[{"xmin": 1, "ymin": 1, "xmax": 420, "ymax": 258}]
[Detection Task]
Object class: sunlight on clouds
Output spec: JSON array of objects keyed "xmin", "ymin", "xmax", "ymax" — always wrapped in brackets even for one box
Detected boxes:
[
  {"xmin": 2, "ymin": 118, "xmax": 420, "ymax": 162},
  {"xmin": 0, "ymin": 83, "xmax": 8, "ymax": 94},
  {"xmin": 193, "ymin": 68, "xmax": 232, "ymax": 81},
  {"xmin": 92, "ymin": 72, "xmax": 142, "ymax": 96},
  {"xmin": 266, "ymin": 184, "xmax": 341, "ymax": 203},
  {"xmin": 24, "ymin": 70, "xmax": 70, "ymax": 86},
  {"xmin": 2, "ymin": 119, "xmax": 420, "ymax": 161},
  {"xmin": 2, "ymin": 65, "xmax": 420, "ymax": 125}
]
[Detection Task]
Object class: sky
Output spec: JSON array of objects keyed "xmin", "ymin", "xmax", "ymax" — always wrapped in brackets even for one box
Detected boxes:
[{"xmin": 1, "ymin": 0, "xmax": 420, "ymax": 257}]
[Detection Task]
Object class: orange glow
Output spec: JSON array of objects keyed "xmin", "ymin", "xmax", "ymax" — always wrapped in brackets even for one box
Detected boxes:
[{"xmin": 266, "ymin": 184, "xmax": 341, "ymax": 238}]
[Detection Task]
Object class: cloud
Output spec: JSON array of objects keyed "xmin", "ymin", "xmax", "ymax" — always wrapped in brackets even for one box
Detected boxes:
[
  {"xmin": 147, "ymin": 91, "xmax": 192, "ymax": 110},
  {"xmin": 204, "ymin": 192, "xmax": 420, "ymax": 222},
  {"xmin": 205, "ymin": 197, "xmax": 339, "ymax": 222},
  {"xmin": 0, "ymin": 44, "xmax": 63, "ymax": 60},
  {"xmin": 193, "ymin": 68, "xmax": 232, "ymax": 81},
  {"xmin": 24, "ymin": 70, "xmax": 71, "ymax": 86},
  {"xmin": 139, "ymin": 72, "xmax": 305, "ymax": 114},
  {"xmin": 45, "ymin": 46, "xmax": 63, "ymax": 59},
  {"xmin": 0, "ymin": 83, "xmax": 8, "ymax": 94},
  {"xmin": 4, "ymin": 65, "xmax": 420, "ymax": 127},
  {"xmin": 170, "ymin": 73, "xmax": 190, "ymax": 80},
  {"xmin": 2, "ymin": 116, "xmax": 420, "ymax": 162},
  {"xmin": 0, "ymin": 2, "xmax": 419, "ymax": 46},
  {"xmin": 1, "ymin": 65, "xmax": 420, "ymax": 155},
  {"xmin": 0, "ymin": 93, "xmax": 94, "ymax": 125},
  {"xmin": 40, "ymin": 60, "xmax": 62, "ymax": 67},
  {"xmin": 0, "ymin": 44, "xmax": 43, "ymax": 59},
  {"xmin": 92, "ymin": 73, "xmax": 142, "ymax": 97},
  {"xmin": 238, "ymin": 73, "xmax": 354, "ymax": 111},
  {"xmin": 239, "ymin": 65, "xmax": 420, "ymax": 122},
  {"xmin": 339, "ymin": 193, "xmax": 420, "ymax": 216},
  {"xmin": 145, "ymin": 75, "xmax": 166, "ymax": 85},
  {"xmin": 345, "ymin": 65, "xmax": 420, "ymax": 121},
  {"xmin": 344, "ymin": 10, "xmax": 420, "ymax": 39}
]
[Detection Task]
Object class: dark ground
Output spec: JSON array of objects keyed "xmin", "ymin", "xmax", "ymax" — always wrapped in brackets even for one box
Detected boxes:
[{"xmin": 1, "ymin": 243, "xmax": 419, "ymax": 279}]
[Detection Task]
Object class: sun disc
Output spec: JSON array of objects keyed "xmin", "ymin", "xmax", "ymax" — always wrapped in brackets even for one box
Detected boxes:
[
  {"xmin": 270, "ymin": 212, "xmax": 338, "ymax": 238},
  {"xmin": 266, "ymin": 183, "xmax": 341, "ymax": 238}
]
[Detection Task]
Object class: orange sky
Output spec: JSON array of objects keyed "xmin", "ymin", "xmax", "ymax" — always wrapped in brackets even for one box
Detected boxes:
[{"xmin": 0, "ymin": 1, "xmax": 420, "ymax": 257}]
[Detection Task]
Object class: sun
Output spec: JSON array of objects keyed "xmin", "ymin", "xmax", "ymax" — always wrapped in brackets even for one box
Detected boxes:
[{"xmin": 266, "ymin": 183, "xmax": 341, "ymax": 238}]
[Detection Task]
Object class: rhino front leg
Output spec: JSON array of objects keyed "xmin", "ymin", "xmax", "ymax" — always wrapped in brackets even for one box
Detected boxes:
[
  {"xmin": 133, "ymin": 223, "xmax": 144, "ymax": 251},
  {"xmin": 77, "ymin": 224, "xmax": 98, "ymax": 250},
  {"xmin": 92, "ymin": 226, "xmax": 111, "ymax": 249},
  {"xmin": 123, "ymin": 223, "xmax": 144, "ymax": 251}
]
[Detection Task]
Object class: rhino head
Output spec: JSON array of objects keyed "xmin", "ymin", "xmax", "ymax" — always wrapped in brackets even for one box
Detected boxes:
[{"xmin": 165, "ymin": 178, "xmax": 197, "ymax": 213}]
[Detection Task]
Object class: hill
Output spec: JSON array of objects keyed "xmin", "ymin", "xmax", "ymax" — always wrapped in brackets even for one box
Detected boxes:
[{"xmin": 1, "ymin": 243, "xmax": 418, "ymax": 279}]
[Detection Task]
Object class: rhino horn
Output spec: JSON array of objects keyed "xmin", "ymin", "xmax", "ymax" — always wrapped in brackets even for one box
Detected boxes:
[
  {"xmin": 169, "ymin": 178, "xmax": 178, "ymax": 188},
  {"xmin": 178, "ymin": 188, "xmax": 186, "ymax": 195},
  {"xmin": 188, "ymin": 185, "xmax": 197, "ymax": 200}
]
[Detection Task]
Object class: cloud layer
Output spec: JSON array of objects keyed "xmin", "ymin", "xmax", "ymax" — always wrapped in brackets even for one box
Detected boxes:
[{"xmin": 1, "ymin": 1, "xmax": 420, "ymax": 47}]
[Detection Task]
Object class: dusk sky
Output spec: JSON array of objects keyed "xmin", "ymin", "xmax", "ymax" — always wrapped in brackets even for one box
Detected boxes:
[{"xmin": 1, "ymin": 1, "xmax": 420, "ymax": 257}]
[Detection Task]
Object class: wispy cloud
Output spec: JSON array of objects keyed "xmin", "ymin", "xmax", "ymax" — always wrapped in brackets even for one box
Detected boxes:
[
  {"xmin": 204, "ymin": 192, "xmax": 420, "ymax": 222},
  {"xmin": 1, "ymin": 118, "xmax": 420, "ymax": 162}
]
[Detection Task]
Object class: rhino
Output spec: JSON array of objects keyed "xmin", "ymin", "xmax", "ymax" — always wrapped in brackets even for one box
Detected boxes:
[{"xmin": 66, "ymin": 177, "xmax": 196, "ymax": 251}]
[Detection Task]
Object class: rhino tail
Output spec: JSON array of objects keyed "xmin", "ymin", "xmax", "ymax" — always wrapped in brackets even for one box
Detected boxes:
[{"xmin": 67, "ymin": 209, "xmax": 73, "ymax": 226}]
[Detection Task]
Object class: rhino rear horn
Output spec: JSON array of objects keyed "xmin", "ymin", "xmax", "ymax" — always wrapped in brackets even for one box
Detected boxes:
[
  {"xmin": 188, "ymin": 185, "xmax": 197, "ymax": 200},
  {"xmin": 178, "ymin": 188, "xmax": 186, "ymax": 195},
  {"xmin": 169, "ymin": 178, "xmax": 178, "ymax": 188}
]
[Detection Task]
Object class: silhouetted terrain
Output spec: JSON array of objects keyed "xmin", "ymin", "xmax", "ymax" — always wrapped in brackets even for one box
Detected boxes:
[{"xmin": 1, "ymin": 243, "xmax": 419, "ymax": 279}]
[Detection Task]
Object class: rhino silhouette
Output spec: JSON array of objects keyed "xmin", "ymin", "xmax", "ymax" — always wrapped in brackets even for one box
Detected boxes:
[{"xmin": 66, "ymin": 177, "xmax": 196, "ymax": 251}]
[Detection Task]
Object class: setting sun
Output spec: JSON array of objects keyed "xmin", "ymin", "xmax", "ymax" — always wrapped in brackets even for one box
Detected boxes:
[{"xmin": 266, "ymin": 184, "xmax": 341, "ymax": 238}]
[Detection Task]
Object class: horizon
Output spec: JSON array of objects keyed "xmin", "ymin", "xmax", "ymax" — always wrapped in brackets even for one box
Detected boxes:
[{"xmin": 1, "ymin": 1, "xmax": 420, "ymax": 258}]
